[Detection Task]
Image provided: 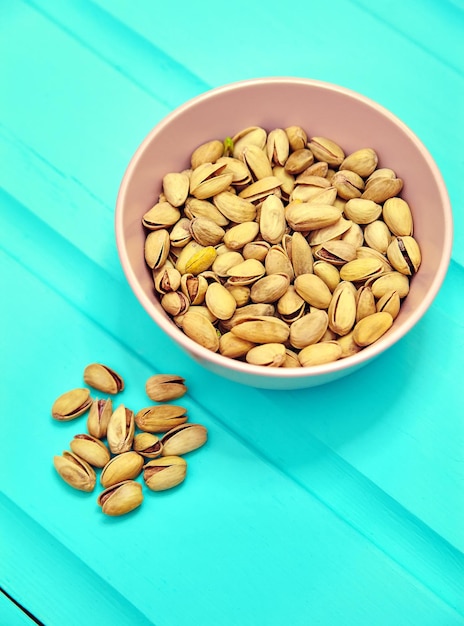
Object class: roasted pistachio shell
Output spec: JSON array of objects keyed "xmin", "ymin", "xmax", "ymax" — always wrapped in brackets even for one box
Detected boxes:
[
  {"xmin": 98, "ymin": 480, "xmax": 143, "ymax": 516},
  {"xmin": 284, "ymin": 148, "xmax": 314, "ymax": 174},
  {"xmin": 277, "ymin": 285, "xmax": 306, "ymax": 324},
  {"xmin": 353, "ymin": 312, "xmax": 393, "ymax": 346},
  {"xmin": 259, "ymin": 194, "xmax": 286, "ymax": 244},
  {"xmin": 100, "ymin": 451, "xmax": 144, "ymax": 488},
  {"xmin": 107, "ymin": 405, "xmax": 135, "ymax": 454},
  {"xmin": 83, "ymin": 363, "xmax": 124, "ymax": 394},
  {"xmin": 264, "ymin": 245, "xmax": 294, "ymax": 280},
  {"xmin": 313, "ymin": 260, "xmax": 340, "ymax": 292},
  {"xmin": 87, "ymin": 398, "xmax": 113, "ymax": 438},
  {"xmin": 230, "ymin": 315, "xmax": 290, "ymax": 344},
  {"xmin": 343, "ymin": 198, "xmax": 382, "ymax": 225},
  {"xmin": 143, "ymin": 456, "xmax": 187, "ymax": 491},
  {"xmin": 133, "ymin": 433, "xmax": 164, "ymax": 459},
  {"xmin": 386, "ymin": 236, "xmax": 421, "ymax": 275},
  {"xmin": 161, "ymin": 291, "xmax": 190, "ymax": 317},
  {"xmin": 184, "ymin": 197, "xmax": 229, "ymax": 227},
  {"xmin": 191, "ymin": 139, "xmax": 224, "ymax": 169},
  {"xmin": 53, "ymin": 451, "xmax": 96, "ymax": 492},
  {"xmin": 241, "ymin": 144, "xmax": 273, "ymax": 180},
  {"xmin": 162, "ymin": 172, "xmax": 189, "ymax": 207},
  {"xmin": 307, "ymin": 136, "xmax": 345, "ymax": 166},
  {"xmin": 289, "ymin": 310, "xmax": 328, "ymax": 349},
  {"xmin": 51, "ymin": 388, "xmax": 92, "ymax": 421},
  {"xmin": 245, "ymin": 343, "xmax": 286, "ymax": 367},
  {"xmin": 331, "ymin": 169, "xmax": 364, "ymax": 200},
  {"xmin": 189, "ymin": 217, "xmax": 225, "ymax": 247},
  {"xmin": 153, "ymin": 263, "xmax": 182, "ymax": 295},
  {"xmin": 135, "ymin": 405, "xmax": 188, "ymax": 433},
  {"xmin": 142, "ymin": 201, "xmax": 181, "ymax": 230},
  {"xmin": 250, "ymin": 273, "xmax": 290, "ymax": 304},
  {"xmin": 327, "ymin": 281, "xmax": 357, "ymax": 336},
  {"xmin": 145, "ymin": 374, "xmax": 187, "ymax": 402},
  {"xmin": 205, "ymin": 282, "xmax": 237, "ymax": 320},
  {"xmin": 294, "ymin": 273, "xmax": 333, "ymax": 309},
  {"xmin": 370, "ymin": 271, "xmax": 410, "ymax": 299},
  {"xmin": 286, "ymin": 202, "xmax": 341, "ymax": 231},
  {"xmin": 232, "ymin": 126, "xmax": 267, "ymax": 159},
  {"xmin": 361, "ymin": 176, "xmax": 403, "ymax": 203},
  {"xmin": 266, "ymin": 128, "xmax": 290, "ymax": 166},
  {"xmin": 213, "ymin": 191, "xmax": 257, "ymax": 222},
  {"xmin": 364, "ymin": 220, "xmax": 391, "ymax": 254},
  {"xmin": 376, "ymin": 290, "xmax": 401, "ymax": 319},
  {"xmin": 70, "ymin": 434, "xmax": 111, "ymax": 468},
  {"xmin": 144, "ymin": 229, "xmax": 171, "ymax": 269},
  {"xmin": 298, "ymin": 341, "xmax": 343, "ymax": 367},
  {"xmin": 339, "ymin": 258, "xmax": 384, "ymax": 282},
  {"xmin": 355, "ymin": 285, "xmax": 377, "ymax": 322},
  {"xmin": 181, "ymin": 310, "xmax": 220, "ymax": 352},
  {"xmin": 219, "ymin": 332, "xmax": 256, "ymax": 359},
  {"xmin": 382, "ymin": 197, "xmax": 413, "ymax": 237},
  {"xmin": 313, "ymin": 240, "xmax": 357, "ymax": 266},
  {"xmin": 161, "ymin": 424, "xmax": 208, "ymax": 456},
  {"xmin": 226, "ymin": 258, "xmax": 266, "ymax": 286},
  {"xmin": 223, "ymin": 221, "xmax": 260, "ymax": 250},
  {"xmin": 285, "ymin": 126, "xmax": 307, "ymax": 151},
  {"xmin": 189, "ymin": 162, "xmax": 233, "ymax": 199},
  {"xmin": 340, "ymin": 148, "xmax": 378, "ymax": 178}
]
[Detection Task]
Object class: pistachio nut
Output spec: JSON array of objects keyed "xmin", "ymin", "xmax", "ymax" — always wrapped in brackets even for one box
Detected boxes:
[
  {"xmin": 213, "ymin": 191, "xmax": 257, "ymax": 222},
  {"xmin": 290, "ymin": 232, "xmax": 313, "ymax": 276},
  {"xmin": 169, "ymin": 217, "xmax": 192, "ymax": 247},
  {"xmin": 238, "ymin": 176, "xmax": 282, "ymax": 205},
  {"xmin": 313, "ymin": 260, "xmax": 340, "ymax": 292},
  {"xmin": 51, "ymin": 388, "xmax": 92, "ymax": 421},
  {"xmin": 341, "ymin": 222, "xmax": 364, "ymax": 248},
  {"xmin": 337, "ymin": 330, "xmax": 362, "ymax": 358},
  {"xmin": 370, "ymin": 271, "xmax": 410, "ymax": 299},
  {"xmin": 211, "ymin": 251, "xmax": 244, "ymax": 279},
  {"xmin": 162, "ymin": 172, "xmax": 189, "ymax": 207},
  {"xmin": 87, "ymin": 398, "xmax": 113, "ymax": 439},
  {"xmin": 182, "ymin": 310, "xmax": 220, "ymax": 352},
  {"xmin": 142, "ymin": 201, "xmax": 181, "ymax": 231},
  {"xmin": 356, "ymin": 246, "xmax": 392, "ymax": 274},
  {"xmin": 242, "ymin": 240, "xmax": 270, "ymax": 261},
  {"xmin": 364, "ymin": 220, "xmax": 391, "ymax": 254},
  {"xmin": 205, "ymin": 282, "xmax": 237, "ymax": 320},
  {"xmin": 225, "ymin": 284, "xmax": 251, "ymax": 307},
  {"xmin": 232, "ymin": 126, "xmax": 267, "ymax": 159},
  {"xmin": 144, "ymin": 228, "xmax": 171, "ymax": 269},
  {"xmin": 382, "ymin": 197, "xmax": 413, "ymax": 237},
  {"xmin": 272, "ymin": 165, "xmax": 295, "ymax": 198},
  {"xmin": 97, "ymin": 480, "xmax": 143, "ymax": 517},
  {"xmin": 376, "ymin": 290, "xmax": 401, "ymax": 319},
  {"xmin": 294, "ymin": 273, "xmax": 333, "ymax": 309},
  {"xmin": 286, "ymin": 202, "xmax": 341, "ymax": 231},
  {"xmin": 226, "ymin": 258, "xmax": 266, "ymax": 285},
  {"xmin": 143, "ymin": 456, "xmax": 187, "ymax": 492},
  {"xmin": 307, "ymin": 216, "xmax": 352, "ymax": 246},
  {"xmin": 179, "ymin": 243, "xmax": 217, "ymax": 276},
  {"xmin": 276, "ymin": 285, "xmax": 306, "ymax": 324},
  {"xmin": 230, "ymin": 315, "xmax": 290, "ymax": 344},
  {"xmin": 135, "ymin": 404, "xmax": 188, "ymax": 433},
  {"xmin": 219, "ymin": 332, "xmax": 256, "ymax": 359},
  {"xmin": 301, "ymin": 161, "xmax": 329, "ymax": 178},
  {"xmin": 386, "ymin": 236, "xmax": 421, "ymax": 275},
  {"xmin": 190, "ymin": 139, "xmax": 224, "ymax": 169},
  {"xmin": 340, "ymin": 148, "xmax": 378, "ymax": 178},
  {"xmin": 298, "ymin": 341, "xmax": 343, "ymax": 367},
  {"xmin": 282, "ymin": 348, "xmax": 302, "ymax": 368},
  {"xmin": 339, "ymin": 258, "xmax": 384, "ymax": 282},
  {"xmin": 284, "ymin": 148, "xmax": 314, "ymax": 174},
  {"xmin": 161, "ymin": 291, "xmax": 190, "ymax": 317},
  {"xmin": 331, "ymin": 170, "xmax": 364, "ymax": 200},
  {"xmin": 70, "ymin": 434, "xmax": 111, "ymax": 468},
  {"xmin": 161, "ymin": 423, "xmax": 208, "ymax": 456},
  {"xmin": 245, "ymin": 343, "xmax": 286, "ymax": 367},
  {"xmin": 289, "ymin": 309, "xmax": 328, "ymax": 349},
  {"xmin": 250, "ymin": 273, "xmax": 290, "ymax": 304},
  {"xmin": 189, "ymin": 217, "xmax": 225, "ymax": 247},
  {"xmin": 221, "ymin": 303, "xmax": 276, "ymax": 332},
  {"xmin": 241, "ymin": 144, "xmax": 274, "ymax": 179},
  {"xmin": 353, "ymin": 311, "xmax": 393, "ymax": 346},
  {"xmin": 83, "ymin": 363, "xmax": 124, "ymax": 395},
  {"xmin": 259, "ymin": 195, "xmax": 286, "ymax": 244},
  {"xmin": 145, "ymin": 374, "xmax": 187, "ymax": 402},
  {"xmin": 328, "ymin": 281, "xmax": 357, "ymax": 336},
  {"xmin": 184, "ymin": 197, "xmax": 229, "ymax": 227},
  {"xmin": 343, "ymin": 198, "xmax": 382, "ymax": 224},
  {"xmin": 174, "ymin": 304, "xmax": 217, "ymax": 328},
  {"xmin": 366, "ymin": 167, "xmax": 396, "ymax": 185},
  {"xmin": 313, "ymin": 240, "xmax": 357, "ymax": 266},
  {"xmin": 307, "ymin": 136, "xmax": 345, "ymax": 167},
  {"xmin": 361, "ymin": 176, "xmax": 403, "ymax": 203},
  {"xmin": 223, "ymin": 221, "xmax": 260, "ymax": 250},
  {"xmin": 355, "ymin": 285, "xmax": 377, "ymax": 322},
  {"xmin": 153, "ymin": 263, "xmax": 182, "ymax": 295},
  {"xmin": 100, "ymin": 451, "xmax": 145, "ymax": 488},
  {"xmin": 133, "ymin": 433, "xmax": 164, "ymax": 460},
  {"xmin": 215, "ymin": 156, "xmax": 252, "ymax": 186},
  {"xmin": 189, "ymin": 162, "xmax": 233, "ymax": 199},
  {"xmin": 107, "ymin": 404, "xmax": 135, "ymax": 455},
  {"xmin": 285, "ymin": 125, "xmax": 308, "ymax": 151},
  {"xmin": 180, "ymin": 273, "xmax": 208, "ymax": 305},
  {"xmin": 266, "ymin": 128, "xmax": 290, "ymax": 166},
  {"xmin": 264, "ymin": 245, "xmax": 294, "ymax": 280},
  {"xmin": 53, "ymin": 451, "xmax": 96, "ymax": 492}
]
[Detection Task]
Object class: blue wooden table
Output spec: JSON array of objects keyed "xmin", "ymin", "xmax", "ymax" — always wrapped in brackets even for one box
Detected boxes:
[{"xmin": 1, "ymin": 1, "xmax": 463, "ymax": 625}]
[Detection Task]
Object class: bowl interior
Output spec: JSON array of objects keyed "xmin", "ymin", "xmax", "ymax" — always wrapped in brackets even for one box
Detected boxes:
[{"xmin": 116, "ymin": 78, "xmax": 452, "ymax": 388}]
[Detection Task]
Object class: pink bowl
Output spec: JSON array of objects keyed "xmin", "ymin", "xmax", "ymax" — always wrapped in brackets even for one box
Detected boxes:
[{"xmin": 115, "ymin": 77, "xmax": 453, "ymax": 389}]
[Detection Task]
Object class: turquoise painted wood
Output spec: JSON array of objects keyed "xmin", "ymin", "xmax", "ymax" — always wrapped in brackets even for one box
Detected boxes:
[{"xmin": 1, "ymin": 1, "xmax": 463, "ymax": 625}]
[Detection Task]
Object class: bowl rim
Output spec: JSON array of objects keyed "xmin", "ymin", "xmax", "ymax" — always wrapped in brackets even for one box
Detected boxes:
[{"xmin": 115, "ymin": 76, "xmax": 454, "ymax": 381}]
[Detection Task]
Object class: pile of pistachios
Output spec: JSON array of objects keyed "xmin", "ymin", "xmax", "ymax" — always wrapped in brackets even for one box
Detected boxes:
[
  {"xmin": 52, "ymin": 363, "xmax": 207, "ymax": 516},
  {"xmin": 143, "ymin": 126, "xmax": 421, "ymax": 367}
]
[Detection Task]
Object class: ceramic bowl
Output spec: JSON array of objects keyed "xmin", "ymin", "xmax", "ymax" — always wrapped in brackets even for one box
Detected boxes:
[{"xmin": 115, "ymin": 77, "xmax": 453, "ymax": 389}]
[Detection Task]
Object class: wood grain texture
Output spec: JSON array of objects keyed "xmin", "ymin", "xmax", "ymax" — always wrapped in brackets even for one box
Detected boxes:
[{"xmin": 1, "ymin": 0, "xmax": 463, "ymax": 624}]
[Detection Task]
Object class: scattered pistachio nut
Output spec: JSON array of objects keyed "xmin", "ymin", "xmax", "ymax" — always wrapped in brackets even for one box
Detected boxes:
[
  {"xmin": 53, "ymin": 451, "xmax": 96, "ymax": 492},
  {"xmin": 83, "ymin": 363, "xmax": 124, "ymax": 394},
  {"xmin": 70, "ymin": 434, "xmax": 111, "ymax": 468},
  {"xmin": 52, "ymin": 388, "xmax": 92, "ymax": 421},
  {"xmin": 161, "ymin": 423, "xmax": 208, "ymax": 456},
  {"xmin": 98, "ymin": 480, "xmax": 143, "ymax": 517},
  {"xmin": 107, "ymin": 404, "xmax": 135, "ymax": 454},
  {"xmin": 145, "ymin": 374, "xmax": 187, "ymax": 402},
  {"xmin": 143, "ymin": 456, "xmax": 187, "ymax": 491},
  {"xmin": 100, "ymin": 451, "xmax": 145, "ymax": 488}
]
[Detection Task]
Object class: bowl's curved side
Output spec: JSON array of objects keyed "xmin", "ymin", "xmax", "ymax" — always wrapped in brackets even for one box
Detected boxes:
[{"xmin": 115, "ymin": 77, "xmax": 453, "ymax": 388}]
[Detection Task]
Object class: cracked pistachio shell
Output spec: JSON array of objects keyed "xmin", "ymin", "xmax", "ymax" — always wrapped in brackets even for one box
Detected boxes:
[
  {"xmin": 308, "ymin": 137, "xmax": 345, "ymax": 167},
  {"xmin": 341, "ymin": 222, "xmax": 364, "ymax": 248},
  {"xmin": 142, "ymin": 201, "xmax": 181, "ymax": 230},
  {"xmin": 246, "ymin": 342, "xmax": 286, "ymax": 367},
  {"xmin": 145, "ymin": 229, "xmax": 171, "ymax": 269},
  {"xmin": 307, "ymin": 216, "xmax": 352, "ymax": 246},
  {"xmin": 70, "ymin": 434, "xmax": 110, "ymax": 468},
  {"xmin": 143, "ymin": 456, "xmax": 187, "ymax": 491},
  {"xmin": 213, "ymin": 191, "xmax": 257, "ymax": 222},
  {"xmin": 328, "ymin": 281, "xmax": 357, "ymax": 336},
  {"xmin": 370, "ymin": 271, "xmax": 410, "ymax": 299},
  {"xmin": 230, "ymin": 315, "xmax": 290, "ymax": 344},
  {"xmin": 361, "ymin": 176, "xmax": 403, "ymax": 203},
  {"xmin": 223, "ymin": 221, "xmax": 260, "ymax": 251},
  {"xmin": 265, "ymin": 245, "xmax": 294, "ymax": 280},
  {"xmin": 339, "ymin": 258, "xmax": 384, "ymax": 282},
  {"xmin": 191, "ymin": 139, "xmax": 224, "ymax": 169},
  {"xmin": 162, "ymin": 172, "xmax": 189, "ymax": 207},
  {"xmin": 353, "ymin": 312, "xmax": 393, "ymax": 346},
  {"xmin": 221, "ymin": 303, "xmax": 275, "ymax": 332},
  {"xmin": 182, "ymin": 310, "xmax": 220, "ymax": 352},
  {"xmin": 356, "ymin": 246, "xmax": 392, "ymax": 273},
  {"xmin": 298, "ymin": 341, "xmax": 343, "ymax": 367},
  {"xmin": 331, "ymin": 169, "xmax": 364, "ymax": 200},
  {"xmin": 189, "ymin": 162, "xmax": 233, "ymax": 199},
  {"xmin": 282, "ymin": 348, "xmax": 302, "ymax": 368},
  {"xmin": 83, "ymin": 363, "xmax": 124, "ymax": 394},
  {"xmin": 231, "ymin": 126, "xmax": 267, "ymax": 159},
  {"xmin": 184, "ymin": 197, "xmax": 229, "ymax": 227},
  {"xmin": 53, "ymin": 451, "xmax": 96, "ymax": 492},
  {"xmin": 376, "ymin": 290, "xmax": 401, "ymax": 319},
  {"xmin": 174, "ymin": 305, "xmax": 217, "ymax": 328},
  {"xmin": 294, "ymin": 273, "xmax": 333, "ymax": 309},
  {"xmin": 284, "ymin": 148, "xmax": 314, "ymax": 175},
  {"xmin": 87, "ymin": 398, "xmax": 113, "ymax": 438},
  {"xmin": 285, "ymin": 126, "xmax": 307, "ymax": 151},
  {"xmin": 51, "ymin": 388, "xmax": 92, "ymax": 421},
  {"xmin": 286, "ymin": 202, "xmax": 341, "ymax": 231},
  {"xmin": 212, "ymin": 251, "xmax": 245, "ymax": 278},
  {"xmin": 272, "ymin": 165, "xmax": 295, "ymax": 198},
  {"xmin": 169, "ymin": 217, "xmax": 192, "ymax": 247},
  {"xmin": 242, "ymin": 241, "xmax": 270, "ymax": 262},
  {"xmin": 146, "ymin": 374, "xmax": 187, "ymax": 402},
  {"xmin": 313, "ymin": 260, "xmax": 340, "ymax": 292},
  {"xmin": 382, "ymin": 197, "xmax": 413, "ymax": 237},
  {"xmin": 135, "ymin": 404, "xmax": 188, "ymax": 433},
  {"xmin": 98, "ymin": 480, "xmax": 143, "ymax": 517},
  {"xmin": 266, "ymin": 128, "xmax": 290, "ymax": 166},
  {"xmin": 344, "ymin": 198, "xmax": 382, "ymax": 225},
  {"xmin": 314, "ymin": 240, "xmax": 357, "ymax": 266},
  {"xmin": 364, "ymin": 220, "xmax": 391, "ymax": 254},
  {"xmin": 250, "ymin": 272, "xmax": 290, "ymax": 304},
  {"xmin": 337, "ymin": 330, "xmax": 362, "ymax": 358},
  {"xmin": 277, "ymin": 285, "xmax": 305, "ymax": 324},
  {"xmin": 340, "ymin": 148, "xmax": 378, "ymax": 177},
  {"xmin": 161, "ymin": 424, "xmax": 208, "ymax": 456},
  {"xmin": 242, "ymin": 144, "xmax": 273, "ymax": 180},
  {"xmin": 289, "ymin": 309, "xmax": 329, "ymax": 350},
  {"xmin": 133, "ymin": 433, "xmax": 164, "ymax": 459},
  {"xmin": 205, "ymin": 282, "xmax": 237, "ymax": 320},
  {"xmin": 189, "ymin": 217, "xmax": 225, "ymax": 247},
  {"xmin": 215, "ymin": 156, "xmax": 252, "ymax": 186},
  {"xmin": 161, "ymin": 291, "xmax": 190, "ymax": 317},
  {"xmin": 238, "ymin": 176, "xmax": 282, "ymax": 205},
  {"xmin": 100, "ymin": 451, "xmax": 144, "ymax": 488},
  {"xmin": 355, "ymin": 285, "xmax": 377, "ymax": 322},
  {"xmin": 226, "ymin": 284, "xmax": 251, "ymax": 307},
  {"xmin": 226, "ymin": 258, "xmax": 266, "ymax": 285},
  {"xmin": 107, "ymin": 405, "xmax": 135, "ymax": 454},
  {"xmin": 219, "ymin": 332, "xmax": 255, "ymax": 359},
  {"xmin": 259, "ymin": 195, "xmax": 286, "ymax": 244},
  {"xmin": 386, "ymin": 236, "xmax": 421, "ymax": 275},
  {"xmin": 153, "ymin": 263, "xmax": 182, "ymax": 295}
]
